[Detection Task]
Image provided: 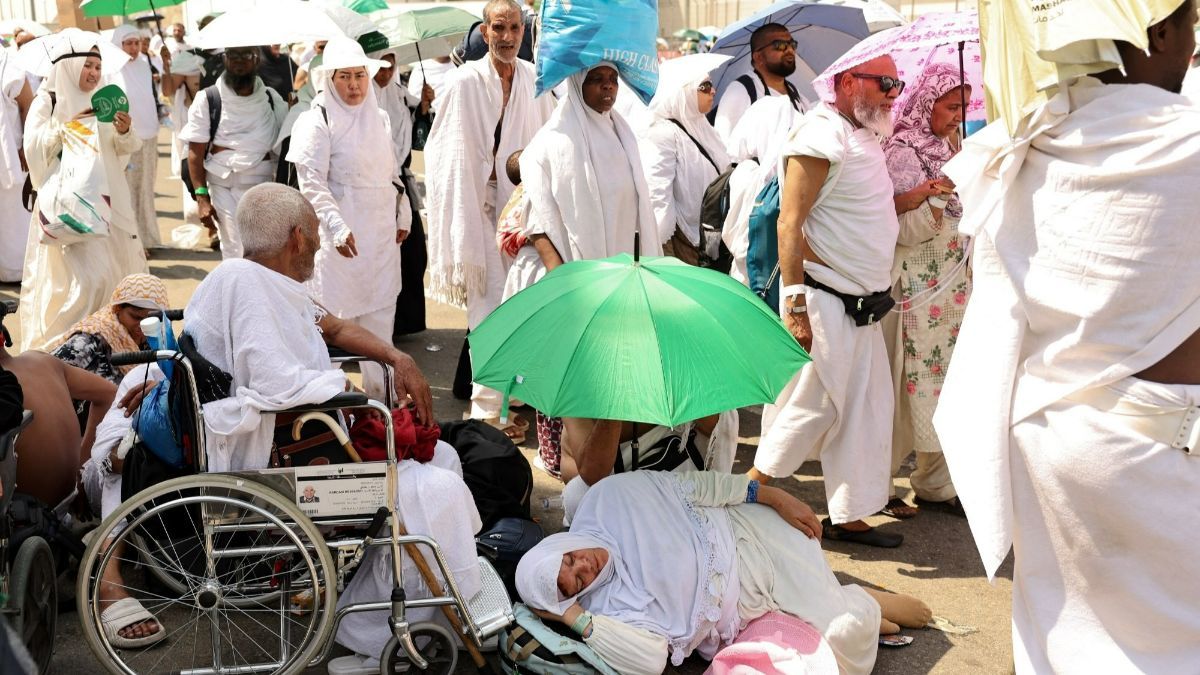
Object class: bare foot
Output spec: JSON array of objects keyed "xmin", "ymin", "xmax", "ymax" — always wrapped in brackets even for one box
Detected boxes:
[
  {"xmin": 864, "ymin": 588, "xmax": 932, "ymax": 629},
  {"xmin": 98, "ymin": 539, "xmax": 162, "ymax": 639},
  {"xmin": 879, "ymin": 618, "xmax": 900, "ymax": 635}
]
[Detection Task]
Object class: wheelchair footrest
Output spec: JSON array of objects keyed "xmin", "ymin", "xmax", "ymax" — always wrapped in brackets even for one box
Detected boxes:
[{"xmin": 467, "ymin": 556, "xmax": 515, "ymax": 639}]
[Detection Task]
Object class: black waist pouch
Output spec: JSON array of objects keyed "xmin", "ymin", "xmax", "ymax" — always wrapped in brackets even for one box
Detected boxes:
[{"xmin": 804, "ymin": 273, "xmax": 895, "ymax": 327}]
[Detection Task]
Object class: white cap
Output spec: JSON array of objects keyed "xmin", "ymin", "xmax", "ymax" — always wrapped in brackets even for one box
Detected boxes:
[{"xmin": 314, "ymin": 36, "xmax": 388, "ymax": 78}]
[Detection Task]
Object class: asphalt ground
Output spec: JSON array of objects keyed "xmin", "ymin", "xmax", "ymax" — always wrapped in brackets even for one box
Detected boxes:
[{"xmin": 0, "ymin": 132, "xmax": 1015, "ymax": 674}]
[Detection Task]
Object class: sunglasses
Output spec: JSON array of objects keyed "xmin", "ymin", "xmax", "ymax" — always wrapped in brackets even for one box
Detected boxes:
[
  {"xmin": 756, "ymin": 38, "xmax": 798, "ymax": 53},
  {"xmin": 225, "ymin": 50, "xmax": 258, "ymax": 62},
  {"xmin": 851, "ymin": 73, "xmax": 905, "ymax": 95},
  {"xmin": 697, "ymin": 81, "xmax": 714, "ymax": 93}
]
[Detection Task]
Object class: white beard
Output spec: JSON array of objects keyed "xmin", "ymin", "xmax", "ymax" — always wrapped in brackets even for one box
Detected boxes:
[{"xmin": 854, "ymin": 98, "xmax": 894, "ymax": 137}]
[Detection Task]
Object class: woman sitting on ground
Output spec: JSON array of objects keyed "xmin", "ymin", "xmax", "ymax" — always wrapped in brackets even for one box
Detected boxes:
[
  {"xmin": 50, "ymin": 273, "xmax": 169, "ymax": 384},
  {"xmin": 517, "ymin": 471, "xmax": 931, "ymax": 675}
]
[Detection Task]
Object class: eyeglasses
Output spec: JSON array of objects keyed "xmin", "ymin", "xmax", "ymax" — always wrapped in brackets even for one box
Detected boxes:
[
  {"xmin": 851, "ymin": 73, "xmax": 905, "ymax": 95},
  {"xmin": 697, "ymin": 81, "xmax": 714, "ymax": 93},
  {"xmin": 755, "ymin": 38, "xmax": 798, "ymax": 53},
  {"xmin": 224, "ymin": 50, "xmax": 258, "ymax": 62}
]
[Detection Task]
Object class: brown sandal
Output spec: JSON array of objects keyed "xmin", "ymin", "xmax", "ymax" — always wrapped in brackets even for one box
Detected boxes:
[{"xmin": 880, "ymin": 497, "xmax": 919, "ymax": 520}]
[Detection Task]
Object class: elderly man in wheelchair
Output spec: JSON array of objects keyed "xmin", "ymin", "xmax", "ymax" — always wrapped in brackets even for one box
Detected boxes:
[{"xmin": 80, "ymin": 184, "xmax": 512, "ymax": 675}]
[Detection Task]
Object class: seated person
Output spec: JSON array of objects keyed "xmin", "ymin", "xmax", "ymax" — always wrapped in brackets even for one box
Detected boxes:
[
  {"xmin": 517, "ymin": 471, "xmax": 932, "ymax": 675},
  {"xmin": 0, "ymin": 303, "xmax": 117, "ymax": 510},
  {"xmin": 88, "ymin": 184, "xmax": 482, "ymax": 658},
  {"xmin": 50, "ymin": 273, "xmax": 170, "ymax": 385},
  {"xmin": 559, "ymin": 411, "xmax": 738, "ymax": 522}
]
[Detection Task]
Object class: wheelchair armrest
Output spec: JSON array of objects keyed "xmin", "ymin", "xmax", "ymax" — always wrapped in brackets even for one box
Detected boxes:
[
  {"xmin": 326, "ymin": 346, "xmax": 356, "ymax": 360},
  {"xmin": 277, "ymin": 392, "xmax": 370, "ymax": 414}
]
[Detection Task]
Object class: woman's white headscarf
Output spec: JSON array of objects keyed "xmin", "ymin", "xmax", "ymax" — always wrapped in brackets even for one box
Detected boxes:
[
  {"xmin": 515, "ymin": 472, "xmax": 740, "ymax": 666},
  {"xmin": 297, "ymin": 37, "xmax": 394, "ymax": 187},
  {"xmin": 648, "ymin": 63, "xmax": 729, "ymax": 168},
  {"xmin": 43, "ymin": 29, "xmax": 114, "ymax": 123},
  {"xmin": 521, "ymin": 63, "xmax": 661, "ymax": 261}
]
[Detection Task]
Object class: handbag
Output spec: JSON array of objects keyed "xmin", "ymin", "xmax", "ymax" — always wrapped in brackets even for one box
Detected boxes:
[
  {"xmin": 36, "ymin": 117, "xmax": 112, "ymax": 245},
  {"xmin": 498, "ymin": 604, "xmax": 619, "ymax": 675}
]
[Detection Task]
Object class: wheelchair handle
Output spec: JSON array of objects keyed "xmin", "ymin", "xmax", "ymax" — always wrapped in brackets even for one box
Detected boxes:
[
  {"xmin": 111, "ymin": 350, "xmax": 164, "ymax": 366},
  {"xmin": 164, "ymin": 308, "xmax": 184, "ymax": 321}
]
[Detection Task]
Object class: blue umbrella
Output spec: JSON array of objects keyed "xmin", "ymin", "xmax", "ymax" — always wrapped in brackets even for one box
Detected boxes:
[{"xmin": 709, "ymin": 1, "xmax": 871, "ymax": 103}]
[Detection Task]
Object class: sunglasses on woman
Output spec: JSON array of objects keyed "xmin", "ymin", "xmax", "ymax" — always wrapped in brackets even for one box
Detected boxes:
[
  {"xmin": 697, "ymin": 81, "xmax": 714, "ymax": 93},
  {"xmin": 851, "ymin": 73, "xmax": 905, "ymax": 95}
]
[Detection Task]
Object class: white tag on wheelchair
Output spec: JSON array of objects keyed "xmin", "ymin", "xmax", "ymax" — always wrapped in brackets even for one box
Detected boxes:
[{"xmin": 292, "ymin": 463, "xmax": 389, "ymax": 518}]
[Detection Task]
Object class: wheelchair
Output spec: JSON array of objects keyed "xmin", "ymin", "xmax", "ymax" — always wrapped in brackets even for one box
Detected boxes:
[
  {"xmin": 0, "ymin": 409, "xmax": 65, "ymax": 674},
  {"xmin": 75, "ymin": 331, "xmax": 514, "ymax": 675}
]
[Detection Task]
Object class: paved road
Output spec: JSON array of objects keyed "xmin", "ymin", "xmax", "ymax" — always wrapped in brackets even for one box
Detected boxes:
[{"xmin": 1, "ymin": 133, "xmax": 1015, "ymax": 674}]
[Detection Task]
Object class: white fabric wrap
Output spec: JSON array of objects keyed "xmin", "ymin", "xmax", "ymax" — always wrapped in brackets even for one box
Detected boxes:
[
  {"xmin": 178, "ymin": 77, "xmax": 285, "ymax": 181},
  {"xmin": 184, "ymin": 259, "xmax": 347, "ymax": 473},
  {"xmin": 106, "ymin": 27, "xmax": 158, "ymax": 141},
  {"xmin": 0, "ymin": 52, "xmax": 28, "ymax": 189},
  {"xmin": 424, "ymin": 57, "xmax": 554, "ymax": 308},
  {"xmin": 935, "ymin": 78, "xmax": 1200, "ymax": 579}
]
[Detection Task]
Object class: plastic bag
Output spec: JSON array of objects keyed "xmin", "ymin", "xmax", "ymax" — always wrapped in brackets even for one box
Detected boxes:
[
  {"xmin": 536, "ymin": 0, "xmax": 660, "ymax": 104},
  {"xmin": 36, "ymin": 118, "xmax": 112, "ymax": 245}
]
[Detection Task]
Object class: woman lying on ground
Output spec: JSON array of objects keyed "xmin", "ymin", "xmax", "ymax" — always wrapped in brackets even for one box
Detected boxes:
[{"xmin": 517, "ymin": 471, "xmax": 931, "ymax": 675}]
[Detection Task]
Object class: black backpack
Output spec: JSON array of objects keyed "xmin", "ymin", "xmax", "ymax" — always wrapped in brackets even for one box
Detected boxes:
[
  {"xmin": 667, "ymin": 119, "xmax": 735, "ymax": 273},
  {"xmin": 706, "ymin": 72, "xmax": 804, "ymax": 125},
  {"xmin": 275, "ymin": 105, "xmax": 328, "ymax": 189}
]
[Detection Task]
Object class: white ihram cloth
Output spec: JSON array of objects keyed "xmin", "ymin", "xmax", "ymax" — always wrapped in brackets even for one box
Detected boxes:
[
  {"xmin": 184, "ymin": 258, "xmax": 347, "ymax": 473},
  {"xmin": 752, "ymin": 104, "xmax": 898, "ymax": 525},
  {"xmin": 19, "ymin": 35, "xmax": 147, "ymax": 351},
  {"xmin": 179, "ymin": 77, "xmax": 286, "ymax": 258},
  {"xmin": 336, "ymin": 447, "xmax": 484, "ymax": 657},
  {"xmin": 0, "ymin": 50, "xmax": 29, "ymax": 282},
  {"xmin": 373, "ymin": 66, "xmax": 417, "ymax": 170},
  {"xmin": 105, "ymin": 27, "xmax": 161, "ymax": 248},
  {"xmin": 423, "ymin": 57, "xmax": 553, "ymax": 309},
  {"xmin": 721, "ymin": 96, "xmax": 799, "ymax": 285},
  {"xmin": 934, "ymin": 78, "xmax": 1200, "ymax": 672},
  {"xmin": 640, "ymin": 65, "xmax": 730, "ymax": 246},
  {"xmin": 517, "ymin": 472, "xmax": 879, "ymax": 675},
  {"xmin": 519, "ymin": 65, "xmax": 661, "ymax": 268}
]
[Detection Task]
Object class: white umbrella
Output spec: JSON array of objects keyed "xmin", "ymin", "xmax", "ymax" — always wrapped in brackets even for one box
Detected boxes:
[
  {"xmin": 14, "ymin": 29, "xmax": 131, "ymax": 78},
  {"xmin": 195, "ymin": 0, "xmax": 375, "ymax": 49},
  {"xmin": 650, "ymin": 53, "xmax": 731, "ymax": 105},
  {"xmin": 808, "ymin": 0, "xmax": 906, "ymax": 33},
  {"xmin": 0, "ymin": 19, "xmax": 51, "ymax": 38}
]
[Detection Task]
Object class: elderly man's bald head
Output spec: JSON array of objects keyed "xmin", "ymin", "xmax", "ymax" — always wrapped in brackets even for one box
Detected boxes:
[{"xmin": 238, "ymin": 184, "xmax": 318, "ymax": 259}]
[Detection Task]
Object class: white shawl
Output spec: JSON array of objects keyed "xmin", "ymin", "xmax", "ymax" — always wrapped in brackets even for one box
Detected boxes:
[
  {"xmin": 184, "ymin": 259, "xmax": 347, "ymax": 473},
  {"xmin": 0, "ymin": 51, "xmax": 25, "ymax": 189},
  {"xmin": 424, "ymin": 57, "xmax": 554, "ymax": 308},
  {"xmin": 520, "ymin": 66, "xmax": 661, "ymax": 262},
  {"xmin": 516, "ymin": 472, "xmax": 740, "ymax": 666},
  {"xmin": 373, "ymin": 62, "xmax": 416, "ymax": 169},
  {"xmin": 179, "ymin": 76, "xmax": 283, "ymax": 179},
  {"xmin": 935, "ymin": 78, "xmax": 1200, "ymax": 578}
]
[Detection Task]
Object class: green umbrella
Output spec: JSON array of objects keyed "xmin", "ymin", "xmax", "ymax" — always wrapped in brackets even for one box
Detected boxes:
[
  {"xmin": 373, "ymin": 6, "xmax": 479, "ymax": 67},
  {"xmin": 81, "ymin": 0, "xmax": 185, "ymax": 35},
  {"xmin": 345, "ymin": 0, "xmax": 388, "ymax": 13},
  {"xmin": 470, "ymin": 254, "xmax": 811, "ymax": 427},
  {"xmin": 673, "ymin": 28, "xmax": 705, "ymax": 41}
]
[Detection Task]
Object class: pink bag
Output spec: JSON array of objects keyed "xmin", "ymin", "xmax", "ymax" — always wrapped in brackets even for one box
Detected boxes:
[{"xmin": 705, "ymin": 612, "xmax": 839, "ymax": 675}]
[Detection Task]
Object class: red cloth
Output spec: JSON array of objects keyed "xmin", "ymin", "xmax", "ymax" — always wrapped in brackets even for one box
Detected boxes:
[{"xmin": 349, "ymin": 407, "xmax": 440, "ymax": 463}]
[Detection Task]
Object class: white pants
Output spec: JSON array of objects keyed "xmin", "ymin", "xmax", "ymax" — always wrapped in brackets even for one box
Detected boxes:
[
  {"xmin": 468, "ymin": 181, "xmax": 509, "ymax": 419},
  {"xmin": 209, "ymin": 166, "xmax": 272, "ymax": 260},
  {"xmin": 127, "ymin": 138, "xmax": 161, "ymax": 248},
  {"xmin": 753, "ymin": 286, "xmax": 893, "ymax": 524},
  {"xmin": 343, "ymin": 303, "xmax": 397, "ymax": 402},
  {"xmin": 0, "ymin": 180, "xmax": 27, "ymax": 282},
  {"xmin": 1009, "ymin": 377, "xmax": 1200, "ymax": 674}
]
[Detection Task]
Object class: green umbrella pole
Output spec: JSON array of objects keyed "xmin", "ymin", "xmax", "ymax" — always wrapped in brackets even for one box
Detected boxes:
[
  {"xmin": 634, "ymin": 231, "xmax": 641, "ymax": 263},
  {"xmin": 416, "ymin": 41, "xmax": 426, "ymax": 79}
]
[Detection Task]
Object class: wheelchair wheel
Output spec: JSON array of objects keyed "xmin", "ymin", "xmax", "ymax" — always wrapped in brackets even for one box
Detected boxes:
[
  {"xmin": 10, "ymin": 535, "xmax": 57, "ymax": 673},
  {"xmin": 379, "ymin": 623, "xmax": 458, "ymax": 675},
  {"xmin": 77, "ymin": 474, "xmax": 336, "ymax": 675}
]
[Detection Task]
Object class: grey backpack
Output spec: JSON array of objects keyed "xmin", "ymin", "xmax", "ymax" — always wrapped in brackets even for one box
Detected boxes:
[{"xmin": 498, "ymin": 605, "xmax": 619, "ymax": 675}]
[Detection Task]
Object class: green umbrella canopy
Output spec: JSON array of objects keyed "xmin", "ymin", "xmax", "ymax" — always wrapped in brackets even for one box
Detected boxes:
[
  {"xmin": 82, "ymin": 0, "xmax": 186, "ymax": 19},
  {"xmin": 470, "ymin": 254, "xmax": 811, "ymax": 427},
  {"xmin": 376, "ymin": 6, "xmax": 478, "ymax": 44},
  {"xmin": 345, "ymin": 0, "xmax": 388, "ymax": 13},
  {"xmin": 673, "ymin": 28, "xmax": 704, "ymax": 41}
]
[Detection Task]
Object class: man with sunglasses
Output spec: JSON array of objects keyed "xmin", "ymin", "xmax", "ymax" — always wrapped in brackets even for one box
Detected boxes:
[
  {"xmin": 748, "ymin": 54, "xmax": 905, "ymax": 549},
  {"xmin": 180, "ymin": 45, "xmax": 288, "ymax": 259},
  {"xmin": 712, "ymin": 23, "xmax": 808, "ymax": 144}
]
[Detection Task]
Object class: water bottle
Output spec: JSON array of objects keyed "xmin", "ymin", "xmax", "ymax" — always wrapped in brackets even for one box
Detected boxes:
[{"xmin": 140, "ymin": 316, "xmax": 164, "ymax": 351}]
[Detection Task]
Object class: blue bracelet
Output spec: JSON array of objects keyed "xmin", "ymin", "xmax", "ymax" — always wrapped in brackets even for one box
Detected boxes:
[{"xmin": 746, "ymin": 480, "xmax": 760, "ymax": 504}]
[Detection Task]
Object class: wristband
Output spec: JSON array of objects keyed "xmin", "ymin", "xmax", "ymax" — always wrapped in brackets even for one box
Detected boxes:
[
  {"xmin": 781, "ymin": 284, "xmax": 807, "ymax": 299},
  {"xmin": 570, "ymin": 610, "xmax": 593, "ymax": 636},
  {"xmin": 746, "ymin": 479, "xmax": 760, "ymax": 504},
  {"xmin": 787, "ymin": 305, "xmax": 807, "ymax": 315},
  {"xmin": 194, "ymin": 186, "xmax": 209, "ymax": 196},
  {"xmin": 928, "ymin": 195, "xmax": 948, "ymax": 209}
]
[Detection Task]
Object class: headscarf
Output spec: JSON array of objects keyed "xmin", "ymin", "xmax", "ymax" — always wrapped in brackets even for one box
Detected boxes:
[
  {"xmin": 51, "ymin": 273, "xmax": 169, "ymax": 373},
  {"xmin": 43, "ymin": 29, "xmax": 113, "ymax": 123},
  {"xmin": 648, "ymin": 65, "xmax": 729, "ymax": 168},
  {"xmin": 370, "ymin": 48, "xmax": 415, "ymax": 166},
  {"xmin": 515, "ymin": 472, "xmax": 740, "ymax": 666},
  {"xmin": 883, "ymin": 62, "xmax": 967, "ymax": 216}
]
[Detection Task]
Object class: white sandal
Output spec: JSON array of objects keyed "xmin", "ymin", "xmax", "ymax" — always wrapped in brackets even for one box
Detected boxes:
[{"xmin": 101, "ymin": 597, "xmax": 167, "ymax": 648}]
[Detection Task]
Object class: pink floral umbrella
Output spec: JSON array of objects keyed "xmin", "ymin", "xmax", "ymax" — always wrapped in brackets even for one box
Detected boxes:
[{"xmin": 811, "ymin": 11, "xmax": 985, "ymax": 124}]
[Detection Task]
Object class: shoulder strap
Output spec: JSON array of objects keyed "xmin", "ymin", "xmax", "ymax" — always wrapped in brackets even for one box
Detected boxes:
[
  {"xmin": 783, "ymin": 80, "xmax": 803, "ymax": 111},
  {"xmin": 736, "ymin": 74, "xmax": 758, "ymax": 106},
  {"xmin": 317, "ymin": 103, "xmax": 328, "ymax": 124},
  {"xmin": 667, "ymin": 119, "xmax": 719, "ymax": 172},
  {"xmin": 48, "ymin": 91, "xmax": 56, "ymax": 112},
  {"xmin": 204, "ymin": 86, "xmax": 221, "ymax": 147}
]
